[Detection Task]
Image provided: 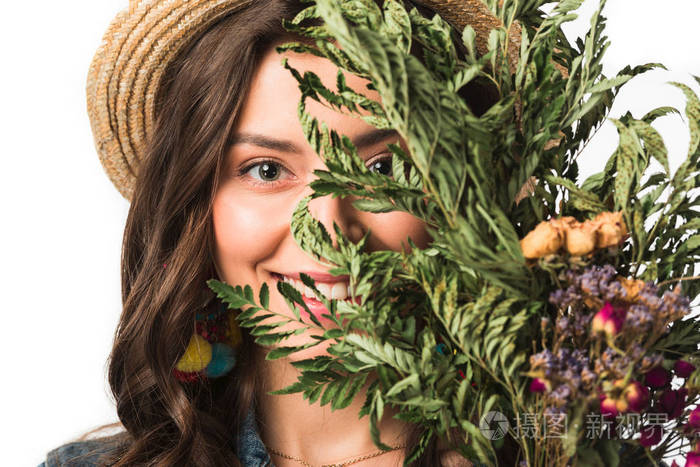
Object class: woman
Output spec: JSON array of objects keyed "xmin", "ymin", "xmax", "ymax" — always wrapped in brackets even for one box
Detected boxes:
[{"xmin": 42, "ymin": 0, "xmax": 513, "ymax": 465}]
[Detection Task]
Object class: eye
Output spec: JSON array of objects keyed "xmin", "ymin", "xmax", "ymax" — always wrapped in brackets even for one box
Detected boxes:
[
  {"xmin": 238, "ymin": 159, "xmax": 292, "ymax": 186},
  {"xmin": 367, "ymin": 153, "xmax": 393, "ymax": 177},
  {"xmin": 249, "ymin": 161, "xmax": 281, "ymax": 181}
]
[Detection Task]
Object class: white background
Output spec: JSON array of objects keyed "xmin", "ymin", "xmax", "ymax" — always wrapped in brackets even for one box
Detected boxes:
[{"xmin": 1, "ymin": 1, "xmax": 698, "ymax": 465}]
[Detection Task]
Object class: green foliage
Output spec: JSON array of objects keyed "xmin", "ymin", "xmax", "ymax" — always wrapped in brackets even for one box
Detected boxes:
[{"xmin": 208, "ymin": 0, "xmax": 699, "ymax": 465}]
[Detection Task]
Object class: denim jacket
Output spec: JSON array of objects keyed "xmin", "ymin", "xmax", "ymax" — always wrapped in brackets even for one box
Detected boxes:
[{"xmin": 39, "ymin": 409, "xmax": 273, "ymax": 466}]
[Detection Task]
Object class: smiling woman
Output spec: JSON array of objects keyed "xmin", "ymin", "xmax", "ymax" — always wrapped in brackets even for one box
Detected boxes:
[
  {"xmin": 211, "ymin": 44, "xmax": 436, "ymax": 466},
  {"xmin": 39, "ymin": 0, "xmax": 506, "ymax": 465},
  {"xmin": 213, "ymin": 46, "xmax": 432, "ymax": 329},
  {"xmin": 4, "ymin": 0, "xmax": 695, "ymax": 465}
]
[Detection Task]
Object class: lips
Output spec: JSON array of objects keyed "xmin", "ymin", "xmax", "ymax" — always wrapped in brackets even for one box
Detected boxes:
[
  {"xmin": 277, "ymin": 271, "xmax": 351, "ymax": 283},
  {"xmin": 271, "ymin": 272, "xmax": 360, "ymax": 325},
  {"xmin": 275, "ymin": 273, "xmax": 351, "ymax": 300}
]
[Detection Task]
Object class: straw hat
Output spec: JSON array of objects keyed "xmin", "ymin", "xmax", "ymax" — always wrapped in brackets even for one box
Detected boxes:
[{"xmin": 87, "ymin": 0, "xmax": 521, "ymax": 200}]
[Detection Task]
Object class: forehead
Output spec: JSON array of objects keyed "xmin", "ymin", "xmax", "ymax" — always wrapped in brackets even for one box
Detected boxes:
[{"xmin": 234, "ymin": 46, "xmax": 380, "ymax": 139}]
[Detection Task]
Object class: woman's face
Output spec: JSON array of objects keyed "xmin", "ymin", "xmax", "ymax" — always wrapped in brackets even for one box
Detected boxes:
[{"xmin": 212, "ymin": 45, "xmax": 431, "ymax": 352}]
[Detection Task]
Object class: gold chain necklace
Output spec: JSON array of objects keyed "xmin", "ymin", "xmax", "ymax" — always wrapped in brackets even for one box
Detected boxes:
[{"xmin": 267, "ymin": 444, "xmax": 406, "ymax": 467}]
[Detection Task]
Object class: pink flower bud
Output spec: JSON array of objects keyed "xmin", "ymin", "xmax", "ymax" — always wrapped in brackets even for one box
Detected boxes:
[
  {"xmin": 659, "ymin": 388, "xmax": 688, "ymax": 420},
  {"xmin": 624, "ymin": 381, "xmax": 650, "ymax": 412},
  {"xmin": 529, "ymin": 377, "xmax": 549, "ymax": 393},
  {"xmin": 645, "ymin": 366, "xmax": 671, "ymax": 388},
  {"xmin": 675, "ymin": 360, "xmax": 696, "ymax": 378},
  {"xmin": 639, "ymin": 424, "xmax": 663, "ymax": 447},
  {"xmin": 592, "ymin": 302, "xmax": 627, "ymax": 336},
  {"xmin": 689, "ymin": 408, "xmax": 700, "ymax": 430}
]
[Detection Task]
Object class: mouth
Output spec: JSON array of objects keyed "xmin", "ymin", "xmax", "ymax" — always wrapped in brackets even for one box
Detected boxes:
[
  {"xmin": 270, "ymin": 272, "xmax": 363, "ymax": 327},
  {"xmin": 271, "ymin": 272, "xmax": 355, "ymax": 301}
]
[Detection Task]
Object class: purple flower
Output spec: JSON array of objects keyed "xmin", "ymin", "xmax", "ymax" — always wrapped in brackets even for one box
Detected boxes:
[
  {"xmin": 625, "ymin": 303, "xmax": 654, "ymax": 334},
  {"xmin": 675, "ymin": 360, "xmax": 696, "ymax": 378},
  {"xmin": 644, "ymin": 366, "xmax": 671, "ymax": 388}
]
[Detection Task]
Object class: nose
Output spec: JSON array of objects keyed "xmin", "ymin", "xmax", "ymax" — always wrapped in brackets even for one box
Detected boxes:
[{"xmin": 307, "ymin": 192, "xmax": 368, "ymax": 248}]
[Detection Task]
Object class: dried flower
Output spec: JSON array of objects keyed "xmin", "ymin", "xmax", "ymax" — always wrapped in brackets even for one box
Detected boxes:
[
  {"xmin": 592, "ymin": 211, "xmax": 628, "ymax": 248},
  {"xmin": 581, "ymin": 368, "xmax": 597, "ymax": 387},
  {"xmin": 686, "ymin": 452, "xmax": 700, "ymax": 467},
  {"xmin": 550, "ymin": 384, "xmax": 572, "ymax": 407},
  {"xmin": 600, "ymin": 394, "xmax": 619, "ymax": 418},
  {"xmin": 623, "ymin": 380, "xmax": 649, "ymax": 412},
  {"xmin": 657, "ymin": 287, "xmax": 691, "ymax": 323},
  {"xmin": 645, "ymin": 366, "xmax": 671, "ymax": 389},
  {"xmin": 658, "ymin": 388, "xmax": 688, "ymax": 419},
  {"xmin": 520, "ymin": 220, "xmax": 566, "ymax": 259},
  {"xmin": 689, "ymin": 408, "xmax": 700, "ymax": 430},
  {"xmin": 618, "ymin": 276, "xmax": 646, "ymax": 301},
  {"xmin": 625, "ymin": 303, "xmax": 655, "ymax": 335},
  {"xmin": 675, "ymin": 360, "xmax": 696, "ymax": 379},
  {"xmin": 639, "ymin": 424, "xmax": 664, "ymax": 447},
  {"xmin": 577, "ymin": 265, "xmax": 617, "ymax": 297},
  {"xmin": 639, "ymin": 354, "xmax": 664, "ymax": 373},
  {"xmin": 530, "ymin": 378, "xmax": 550, "ymax": 393},
  {"xmin": 592, "ymin": 302, "xmax": 627, "ymax": 337},
  {"xmin": 565, "ymin": 221, "xmax": 597, "ymax": 256},
  {"xmin": 598, "ymin": 348, "xmax": 632, "ymax": 380}
]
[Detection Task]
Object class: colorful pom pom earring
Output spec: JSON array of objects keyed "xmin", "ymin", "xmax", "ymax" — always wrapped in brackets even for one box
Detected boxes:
[{"xmin": 174, "ymin": 299, "xmax": 241, "ymax": 383}]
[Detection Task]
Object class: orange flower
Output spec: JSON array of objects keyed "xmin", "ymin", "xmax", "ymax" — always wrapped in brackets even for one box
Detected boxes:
[
  {"xmin": 520, "ymin": 220, "xmax": 566, "ymax": 259},
  {"xmin": 618, "ymin": 276, "xmax": 645, "ymax": 301},
  {"xmin": 565, "ymin": 221, "xmax": 597, "ymax": 256},
  {"xmin": 592, "ymin": 211, "xmax": 628, "ymax": 248},
  {"xmin": 551, "ymin": 216, "xmax": 577, "ymax": 228},
  {"xmin": 519, "ymin": 212, "xmax": 627, "ymax": 259}
]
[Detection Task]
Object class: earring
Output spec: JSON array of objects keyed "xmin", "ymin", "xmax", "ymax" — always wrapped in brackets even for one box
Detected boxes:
[{"xmin": 173, "ymin": 299, "xmax": 241, "ymax": 383}]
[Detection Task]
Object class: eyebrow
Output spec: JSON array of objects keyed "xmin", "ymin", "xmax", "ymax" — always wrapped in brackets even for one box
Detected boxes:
[{"xmin": 229, "ymin": 128, "xmax": 399, "ymax": 153}]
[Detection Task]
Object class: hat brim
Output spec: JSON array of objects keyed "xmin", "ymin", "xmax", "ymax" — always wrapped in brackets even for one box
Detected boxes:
[{"xmin": 86, "ymin": 0, "xmax": 517, "ymax": 200}]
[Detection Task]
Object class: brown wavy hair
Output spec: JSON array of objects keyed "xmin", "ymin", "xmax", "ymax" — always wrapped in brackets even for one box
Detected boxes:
[{"xmin": 94, "ymin": 1, "xmax": 511, "ymax": 465}]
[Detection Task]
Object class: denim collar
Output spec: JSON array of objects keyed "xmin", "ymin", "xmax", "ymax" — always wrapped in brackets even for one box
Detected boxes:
[{"xmin": 237, "ymin": 406, "xmax": 273, "ymax": 466}]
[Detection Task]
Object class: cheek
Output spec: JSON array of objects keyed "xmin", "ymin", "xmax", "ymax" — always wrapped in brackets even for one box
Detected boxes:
[{"xmin": 212, "ymin": 190, "xmax": 282, "ymax": 283}]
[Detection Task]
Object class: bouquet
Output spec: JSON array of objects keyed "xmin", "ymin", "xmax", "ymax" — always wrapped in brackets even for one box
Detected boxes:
[{"xmin": 209, "ymin": 0, "xmax": 700, "ymax": 465}]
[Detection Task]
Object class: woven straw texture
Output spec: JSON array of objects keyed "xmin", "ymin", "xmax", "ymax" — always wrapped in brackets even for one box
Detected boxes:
[{"xmin": 86, "ymin": 0, "xmax": 518, "ymax": 200}]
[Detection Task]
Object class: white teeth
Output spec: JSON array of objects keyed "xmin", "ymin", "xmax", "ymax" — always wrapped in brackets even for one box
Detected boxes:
[
  {"xmin": 316, "ymin": 283, "xmax": 332, "ymax": 298},
  {"xmin": 278, "ymin": 274, "xmax": 350, "ymax": 301},
  {"xmin": 331, "ymin": 282, "xmax": 348, "ymax": 300}
]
